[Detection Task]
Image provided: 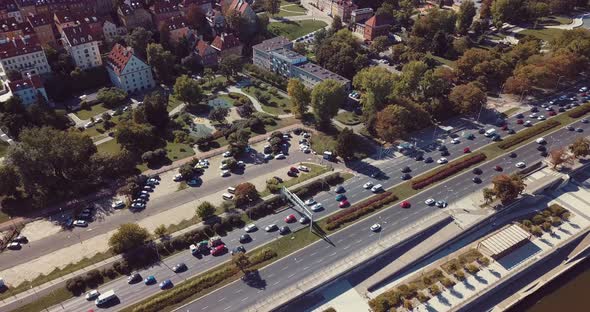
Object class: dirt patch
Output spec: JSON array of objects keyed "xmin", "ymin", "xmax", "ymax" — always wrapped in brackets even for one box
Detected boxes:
[{"xmin": 19, "ymin": 220, "xmax": 62, "ymax": 243}]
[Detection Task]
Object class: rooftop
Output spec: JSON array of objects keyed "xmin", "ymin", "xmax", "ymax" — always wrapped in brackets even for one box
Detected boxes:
[
  {"xmin": 61, "ymin": 24, "xmax": 97, "ymax": 46},
  {"xmin": 211, "ymin": 33, "xmax": 240, "ymax": 52},
  {"xmin": 0, "ymin": 18, "xmax": 34, "ymax": 34},
  {"xmin": 151, "ymin": 0, "xmax": 180, "ymax": 14},
  {"xmin": 252, "ymin": 36, "xmax": 291, "ymax": 53},
  {"xmin": 296, "ymin": 62, "xmax": 350, "ymax": 84},
  {"xmin": 7, "ymin": 74, "xmax": 43, "ymax": 91},
  {"xmin": 120, "ymin": 1, "xmax": 144, "ymax": 16},
  {"xmin": 271, "ymin": 47, "xmax": 304, "ymax": 61},
  {"xmin": 27, "ymin": 13, "xmax": 52, "ymax": 27},
  {"xmin": 165, "ymin": 15, "xmax": 188, "ymax": 30},
  {"xmin": 107, "ymin": 43, "xmax": 135, "ymax": 75},
  {"xmin": 478, "ymin": 224, "xmax": 531, "ymax": 258},
  {"xmin": 0, "ymin": 35, "xmax": 42, "ymax": 59}
]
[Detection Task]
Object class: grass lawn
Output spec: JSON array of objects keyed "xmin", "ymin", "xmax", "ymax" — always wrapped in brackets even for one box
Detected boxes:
[
  {"xmin": 260, "ymin": 163, "xmax": 330, "ymax": 197},
  {"xmin": 276, "ymin": 4, "xmax": 307, "ymax": 17},
  {"xmin": 538, "ymin": 15, "xmax": 573, "ymax": 26},
  {"xmin": 310, "ymin": 131, "xmax": 337, "ymax": 153},
  {"xmin": 165, "ymin": 141, "xmax": 195, "ymax": 161},
  {"xmin": 335, "ymin": 111, "xmax": 361, "ymax": 126},
  {"xmin": 96, "ymin": 139, "xmax": 122, "ymax": 155},
  {"xmin": 168, "ymin": 95, "xmax": 184, "ymax": 113},
  {"xmin": 0, "ymin": 140, "xmax": 8, "ymax": 158},
  {"xmin": 75, "ymin": 103, "xmax": 109, "ymax": 120},
  {"xmin": 243, "ymin": 85, "xmax": 291, "ymax": 115},
  {"xmin": 426, "ymin": 53, "xmax": 456, "ymax": 68},
  {"xmin": 518, "ymin": 28, "xmax": 565, "ymax": 42},
  {"xmin": 268, "ymin": 20, "xmax": 327, "ymax": 40}
]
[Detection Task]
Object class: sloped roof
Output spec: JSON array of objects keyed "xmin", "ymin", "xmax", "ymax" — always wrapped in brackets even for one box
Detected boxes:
[
  {"xmin": 165, "ymin": 15, "xmax": 188, "ymax": 30},
  {"xmin": 195, "ymin": 39, "xmax": 213, "ymax": 56},
  {"xmin": 365, "ymin": 14, "xmax": 392, "ymax": 28},
  {"xmin": 225, "ymin": 0, "xmax": 250, "ymax": 15},
  {"xmin": 62, "ymin": 24, "xmax": 96, "ymax": 46},
  {"xmin": 211, "ymin": 33, "xmax": 240, "ymax": 52},
  {"xmin": 107, "ymin": 43, "xmax": 134, "ymax": 75},
  {"xmin": 0, "ymin": 17, "xmax": 34, "ymax": 35},
  {"xmin": 8, "ymin": 74, "xmax": 43, "ymax": 91},
  {"xmin": 151, "ymin": 0, "xmax": 181, "ymax": 14},
  {"xmin": 0, "ymin": 35, "xmax": 42, "ymax": 59},
  {"xmin": 27, "ymin": 13, "xmax": 52, "ymax": 27}
]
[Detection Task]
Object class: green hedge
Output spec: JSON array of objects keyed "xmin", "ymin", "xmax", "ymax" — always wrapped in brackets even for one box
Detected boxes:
[
  {"xmin": 325, "ymin": 192, "xmax": 398, "ymax": 230},
  {"xmin": 411, "ymin": 153, "xmax": 487, "ymax": 190},
  {"xmin": 132, "ymin": 248, "xmax": 277, "ymax": 312},
  {"xmin": 497, "ymin": 119, "xmax": 560, "ymax": 150},
  {"xmin": 568, "ymin": 102, "xmax": 590, "ymax": 118}
]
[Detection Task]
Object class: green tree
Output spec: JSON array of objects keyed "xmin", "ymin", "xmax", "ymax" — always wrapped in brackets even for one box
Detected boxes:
[
  {"xmin": 219, "ymin": 55, "xmax": 243, "ymax": 79},
  {"xmin": 5, "ymin": 69, "xmax": 21, "ymax": 81},
  {"xmin": 142, "ymin": 91, "xmax": 170, "ymax": 129},
  {"xmin": 491, "ymin": 0, "xmax": 526, "ymax": 26},
  {"xmin": 331, "ymin": 15, "xmax": 343, "ymax": 33},
  {"xmin": 394, "ymin": 61, "xmax": 429, "ymax": 99},
  {"xmin": 311, "ymin": 79, "xmax": 346, "ymax": 128},
  {"xmin": 209, "ymin": 107, "xmax": 229, "ymax": 124},
  {"xmin": 369, "ymin": 36, "xmax": 389, "ymax": 54},
  {"xmin": 232, "ymin": 251, "xmax": 251, "ymax": 273},
  {"xmin": 264, "ymin": 0, "xmax": 280, "ymax": 15},
  {"xmin": 178, "ymin": 163, "xmax": 197, "ymax": 178},
  {"xmin": 316, "ymin": 29, "xmax": 365, "ymax": 78},
  {"xmin": 234, "ymin": 182, "xmax": 259, "ymax": 207},
  {"xmin": 154, "ymin": 224, "xmax": 168, "ymax": 239},
  {"xmin": 146, "ymin": 43, "xmax": 175, "ymax": 82},
  {"xmin": 491, "ymin": 174, "xmax": 526, "ymax": 204},
  {"xmin": 411, "ymin": 7, "xmax": 456, "ymax": 45},
  {"xmin": 483, "ymin": 188, "xmax": 495, "ymax": 204},
  {"xmin": 108, "ymin": 223, "xmax": 150, "ymax": 254},
  {"xmin": 228, "ymin": 129, "xmax": 250, "ymax": 155},
  {"xmin": 125, "ymin": 27, "xmax": 153, "ymax": 59},
  {"xmin": 287, "ymin": 79, "xmax": 310, "ymax": 118},
  {"xmin": 353, "ymin": 67, "xmax": 396, "ymax": 110},
  {"xmin": 569, "ymin": 137, "xmax": 590, "ymax": 158},
  {"xmin": 456, "ymin": 0, "xmax": 476, "ymax": 34},
  {"xmin": 97, "ymin": 87, "xmax": 127, "ymax": 108},
  {"xmin": 0, "ymin": 165, "xmax": 20, "ymax": 197},
  {"xmin": 375, "ymin": 105, "xmax": 412, "ymax": 143},
  {"xmin": 335, "ymin": 127, "xmax": 356, "ymax": 160},
  {"xmin": 449, "ymin": 82, "xmax": 487, "ymax": 114},
  {"xmin": 196, "ymin": 201, "xmax": 216, "ymax": 219},
  {"xmin": 115, "ymin": 122, "xmax": 159, "ymax": 153},
  {"xmin": 173, "ymin": 75, "xmax": 203, "ymax": 106}
]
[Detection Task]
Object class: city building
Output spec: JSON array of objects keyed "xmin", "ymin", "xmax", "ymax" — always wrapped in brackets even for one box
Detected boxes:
[
  {"xmin": 150, "ymin": 0, "xmax": 182, "ymax": 29},
  {"xmin": 313, "ymin": 0, "xmax": 356, "ymax": 22},
  {"xmin": 206, "ymin": 9, "xmax": 224, "ymax": 35},
  {"xmin": 95, "ymin": 0, "xmax": 114, "ymax": 14},
  {"xmin": 118, "ymin": 0, "xmax": 153, "ymax": 30},
  {"xmin": 106, "ymin": 43, "xmax": 155, "ymax": 93},
  {"xmin": 363, "ymin": 14, "xmax": 392, "ymax": 41},
  {"xmin": 211, "ymin": 32, "xmax": 241, "ymax": 59},
  {"xmin": 0, "ymin": 17, "xmax": 33, "ymax": 40},
  {"xmin": 102, "ymin": 19, "xmax": 127, "ymax": 43},
  {"xmin": 252, "ymin": 36, "xmax": 350, "ymax": 90},
  {"xmin": 61, "ymin": 24, "xmax": 102, "ymax": 69},
  {"xmin": 222, "ymin": 0, "xmax": 256, "ymax": 24},
  {"xmin": 7, "ymin": 73, "xmax": 48, "ymax": 106},
  {"xmin": 350, "ymin": 7, "xmax": 372, "ymax": 24},
  {"xmin": 179, "ymin": 0, "xmax": 212, "ymax": 15},
  {"xmin": 164, "ymin": 15, "xmax": 191, "ymax": 44},
  {"xmin": 194, "ymin": 39, "xmax": 217, "ymax": 67},
  {"xmin": 0, "ymin": 0, "xmax": 22, "ymax": 22},
  {"xmin": 0, "ymin": 35, "xmax": 50, "ymax": 78},
  {"xmin": 27, "ymin": 13, "xmax": 56, "ymax": 46},
  {"xmin": 54, "ymin": 10, "xmax": 102, "ymax": 37}
]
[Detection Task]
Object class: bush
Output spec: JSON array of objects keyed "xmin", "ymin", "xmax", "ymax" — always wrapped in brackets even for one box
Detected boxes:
[
  {"xmin": 325, "ymin": 192, "xmax": 398, "ymax": 230},
  {"xmin": 541, "ymin": 221, "xmax": 552, "ymax": 231},
  {"xmin": 568, "ymin": 102, "xmax": 590, "ymax": 118},
  {"xmin": 104, "ymin": 267, "xmax": 117, "ymax": 279},
  {"xmin": 422, "ymin": 275, "xmax": 433, "ymax": 286},
  {"xmin": 368, "ymin": 296, "xmax": 390, "ymax": 312},
  {"xmin": 532, "ymin": 214, "xmax": 545, "ymax": 225},
  {"xmin": 417, "ymin": 292, "xmax": 430, "ymax": 303},
  {"xmin": 403, "ymin": 299, "xmax": 413, "ymax": 309},
  {"xmin": 84, "ymin": 269, "xmax": 103, "ymax": 286},
  {"xmin": 478, "ymin": 257, "xmax": 491, "ymax": 266},
  {"xmin": 429, "ymin": 284, "xmax": 441, "ymax": 295},
  {"xmin": 465, "ymin": 264, "xmax": 479, "ymax": 274},
  {"xmin": 531, "ymin": 225, "xmax": 543, "ymax": 236},
  {"xmin": 561, "ymin": 211, "xmax": 571, "ymax": 220},
  {"xmin": 522, "ymin": 219, "xmax": 533, "ymax": 227},
  {"xmin": 548, "ymin": 204, "xmax": 567, "ymax": 216},
  {"xmin": 412, "ymin": 153, "xmax": 486, "ymax": 190},
  {"xmin": 454, "ymin": 270, "xmax": 466, "ymax": 281},
  {"xmin": 65, "ymin": 276, "xmax": 86, "ymax": 295},
  {"xmin": 441, "ymin": 277, "xmax": 455, "ymax": 288},
  {"xmin": 497, "ymin": 120, "xmax": 560, "ymax": 150}
]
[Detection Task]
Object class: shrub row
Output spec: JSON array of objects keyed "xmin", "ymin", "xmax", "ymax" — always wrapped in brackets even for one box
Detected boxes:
[
  {"xmin": 412, "ymin": 153, "xmax": 487, "ymax": 190},
  {"xmin": 568, "ymin": 102, "xmax": 590, "ymax": 118},
  {"xmin": 497, "ymin": 119, "xmax": 560, "ymax": 150},
  {"xmin": 131, "ymin": 248, "xmax": 277, "ymax": 312},
  {"xmin": 325, "ymin": 192, "xmax": 398, "ymax": 230}
]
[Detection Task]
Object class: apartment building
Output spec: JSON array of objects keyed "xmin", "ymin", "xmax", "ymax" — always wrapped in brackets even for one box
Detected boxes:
[
  {"xmin": 118, "ymin": 0, "xmax": 152, "ymax": 30},
  {"xmin": 0, "ymin": 35, "xmax": 50, "ymax": 78},
  {"xmin": 151, "ymin": 0, "xmax": 182, "ymax": 29},
  {"xmin": 61, "ymin": 24, "xmax": 102, "ymax": 69},
  {"xmin": 0, "ymin": 17, "xmax": 33, "ymax": 40},
  {"xmin": 106, "ymin": 43, "xmax": 155, "ymax": 93},
  {"xmin": 7, "ymin": 73, "xmax": 48, "ymax": 105},
  {"xmin": 0, "ymin": 0, "xmax": 22, "ymax": 22},
  {"xmin": 27, "ymin": 13, "xmax": 56, "ymax": 46}
]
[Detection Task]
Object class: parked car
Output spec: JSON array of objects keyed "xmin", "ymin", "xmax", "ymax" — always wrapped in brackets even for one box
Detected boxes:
[
  {"xmin": 297, "ymin": 165, "xmax": 309, "ymax": 172},
  {"xmin": 85, "ymin": 290, "xmax": 100, "ymax": 300},
  {"xmin": 363, "ymin": 182, "xmax": 373, "ymax": 189},
  {"xmin": 436, "ymin": 200, "xmax": 448, "ymax": 208},
  {"xmin": 244, "ymin": 224, "xmax": 257, "ymax": 232},
  {"xmin": 284, "ymin": 214, "xmax": 296, "ymax": 223},
  {"xmin": 73, "ymin": 220, "xmax": 88, "ymax": 227},
  {"xmin": 144, "ymin": 275, "xmax": 156, "ymax": 285},
  {"xmin": 494, "ymin": 165, "xmax": 503, "ymax": 171},
  {"xmin": 425, "ymin": 198, "xmax": 435, "ymax": 205},
  {"xmin": 334, "ymin": 185, "xmax": 345, "ymax": 193},
  {"xmin": 339, "ymin": 200, "xmax": 350, "ymax": 208},
  {"xmin": 127, "ymin": 272, "xmax": 141, "ymax": 284},
  {"xmin": 305, "ymin": 198, "xmax": 316, "ymax": 205},
  {"xmin": 400, "ymin": 201, "xmax": 411, "ymax": 208},
  {"xmin": 274, "ymin": 153, "xmax": 285, "ymax": 159},
  {"xmin": 172, "ymin": 263, "xmax": 187, "ymax": 273},
  {"xmin": 370, "ymin": 223, "xmax": 381, "ymax": 232},
  {"xmin": 516, "ymin": 162, "xmax": 526, "ymax": 168},
  {"xmin": 437, "ymin": 158, "xmax": 448, "ymax": 164},
  {"xmin": 240, "ymin": 234, "xmax": 251, "ymax": 243},
  {"xmin": 279, "ymin": 226, "xmax": 291, "ymax": 235},
  {"xmin": 463, "ymin": 147, "xmax": 471, "ymax": 153},
  {"xmin": 311, "ymin": 203, "xmax": 323, "ymax": 212},
  {"xmin": 299, "ymin": 216, "xmax": 310, "ymax": 224},
  {"xmin": 211, "ymin": 244, "xmax": 227, "ymax": 256},
  {"xmin": 6, "ymin": 242, "xmax": 20, "ymax": 250},
  {"xmin": 231, "ymin": 246, "xmax": 246, "ymax": 255},
  {"xmin": 159, "ymin": 279, "xmax": 173, "ymax": 289},
  {"xmin": 472, "ymin": 177, "xmax": 482, "ymax": 183},
  {"xmin": 265, "ymin": 224, "xmax": 278, "ymax": 232},
  {"xmin": 371, "ymin": 184, "xmax": 383, "ymax": 192},
  {"xmin": 335, "ymin": 194, "xmax": 346, "ymax": 201}
]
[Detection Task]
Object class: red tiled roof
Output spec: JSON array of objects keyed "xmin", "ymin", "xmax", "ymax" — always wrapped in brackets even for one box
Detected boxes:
[
  {"xmin": 27, "ymin": 13, "xmax": 52, "ymax": 27},
  {"xmin": 226, "ymin": 0, "xmax": 250, "ymax": 15},
  {"xmin": 365, "ymin": 15, "xmax": 392, "ymax": 28},
  {"xmin": 8, "ymin": 74, "xmax": 43, "ymax": 91},
  {"xmin": 120, "ymin": 1, "xmax": 143, "ymax": 16},
  {"xmin": 211, "ymin": 33, "xmax": 240, "ymax": 52},
  {"xmin": 62, "ymin": 24, "xmax": 96, "ymax": 46},
  {"xmin": 0, "ymin": 17, "xmax": 34, "ymax": 34},
  {"xmin": 54, "ymin": 10, "xmax": 99, "ymax": 26},
  {"xmin": 107, "ymin": 43, "xmax": 134, "ymax": 75},
  {"xmin": 195, "ymin": 39, "xmax": 212, "ymax": 57},
  {"xmin": 0, "ymin": 35, "xmax": 42, "ymax": 59}
]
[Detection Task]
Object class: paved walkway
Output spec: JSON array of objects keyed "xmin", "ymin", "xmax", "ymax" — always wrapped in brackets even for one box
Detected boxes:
[
  {"xmin": 225, "ymin": 86, "xmax": 294, "ymax": 119},
  {"xmin": 547, "ymin": 13, "xmax": 587, "ymax": 30}
]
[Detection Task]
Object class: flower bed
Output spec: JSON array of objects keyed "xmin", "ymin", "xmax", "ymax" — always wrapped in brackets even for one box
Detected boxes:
[
  {"xmin": 411, "ymin": 153, "xmax": 486, "ymax": 190},
  {"xmin": 325, "ymin": 192, "xmax": 398, "ymax": 230},
  {"xmin": 497, "ymin": 119, "xmax": 560, "ymax": 150},
  {"xmin": 568, "ymin": 102, "xmax": 590, "ymax": 118}
]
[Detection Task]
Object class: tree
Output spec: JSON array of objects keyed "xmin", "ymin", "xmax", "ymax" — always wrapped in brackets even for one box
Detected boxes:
[
  {"xmin": 331, "ymin": 15, "xmax": 343, "ymax": 33},
  {"xmin": 480, "ymin": 0, "xmax": 493, "ymax": 19},
  {"xmin": 179, "ymin": 163, "xmax": 197, "ymax": 178},
  {"xmin": 228, "ymin": 129, "xmax": 250, "ymax": 155},
  {"xmin": 115, "ymin": 122, "xmax": 159, "ymax": 153},
  {"xmin": 146, "ymin": 43, "xmax": 175, "ymax": 82},
  {"xmin": 548, "ymin": 147, "xmax": 574, "ymax": 169},
  {"xmin": 287, "ymin": 79, "xmax": 310, "ymax": 118},
  {"xmin": 108, "ymin": 223, "xmax": 150, "ymax": 254},
  {"xmin": 483, "ymin": 188, "xmax": 495, "ymax": 204},
  {"xmin": 335, "ymin": 128, "xmax": 356, "ymax": 160},
  {"xmin": 125, "ymin": 27, "xmax": 153, "ymax": 59},
  {"xmin": 97, "ymin": 87, "xmax": 127, "ymax": 108},
  {"xmin": 569, "ymin": 137, "xmax": 590, "ymax": 158},
  {"xmin": 234, "ymin": 182, "xmax": 259, "ymax": 207},
  {"xmin": 311, "ymin": 79, "xmax": 346, "ymax": 128},
  {"xmin": 456, "ymin": 0, "xmax": 476, "ymax": 34},
  {"xmin": 491, "ymin": 0, "xmax": 526, "ymax": 26},
  {"xmin": 375, "ymin": 105, "xmax": 412, "ymax": 143},
  {"xmin": 491, "ymin": 174, "xmax": 526, "ymax": 204},
  {"xmin": 0, "ymin": 165, "xmax": 20, "ymax": 197},
  {"xmin": 196, "ymin": 201, "xmax": 216, "ymax": 219},
  {"xmin": 263, "ymin": 0, "xmax": 280, "ymax": 15},
  {"xmin": 449, "ymin": 82, "xmax": 487, "ymax": 114},
  {"xmin": 369, "ymin": 36, "xmax": 389, "ymax": 54},
  {"xmin": 181, "ymin": 54, "xmax": 202, "ymax": 74},
  {"xmin": 173, "ymin": 75, "xmax": 203, "ymax": 106},
  {"xmin": 293, "ymin": 42, "xmax": 307, "ymax": 55},
  {"xmin": 158, "ymin": 21, "xmax": 171, "ymax": 51},
  {"xmin": 412, "ymin": 7, "xmax": 456, "ymax": 45},
  {"xmin": 316, "ymin": 29, "xmax": 365, "ymax": 78},
  {"xmin": 209, "ymin": 107, "xmax": 229, "ymax": 124},
  {"xmin": 186, "ymin": 5, "xmax": 206, "ymax": 29},
  {"xmin": 117, "ymin": 175, "xmax": 147, "ymax": 200},
  {"xmin": 142, "ymin": 91, "xmax": 170, "ymax": 129},
  {"xmin": 154, "ymin": 224, "xmax": 168, "ymax": 239},
  {"xmin": 219, "ymin": 55, "xmax": 243, "ymax": 79},
  {"xmin": 232, "ymin": 251, "xmax": 250, "ymax": 273}
]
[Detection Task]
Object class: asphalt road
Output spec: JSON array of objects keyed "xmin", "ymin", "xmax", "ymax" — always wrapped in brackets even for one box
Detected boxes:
[{"xmin": 46, "ymin": 85, "xmax": 590, "ymax": 312}]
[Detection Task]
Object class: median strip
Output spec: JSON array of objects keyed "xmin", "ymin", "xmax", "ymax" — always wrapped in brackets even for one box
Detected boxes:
[
  {"xmin": 497, "ymin": 120, "xmax": 560, "ymax": 150},
  {"xmin": 411, "ymin": 153, "xmax": 487, "ymax": 190}
]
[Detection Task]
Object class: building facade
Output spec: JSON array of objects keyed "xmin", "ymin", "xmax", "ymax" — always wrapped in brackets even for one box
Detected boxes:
[
  {"xmin": 151, "ymin": 0, "xmax": 182, "ymax": 29},
  {"xmin": 364, "ymin": 15, "xmax": 391, "ymax": 41},
  {"xmin": 118, "ymin": 1, "xmax": 152, "ymax": 30},
  {"xmin": 0, "ymin": 35, "xmax": 50, "ymax": 78},
  {"xmin": 252, "ymin": 36, "xmax": 350, "ymax": 90},
  {"xmin": 350, "ymin": 7, "xmax": 372, "ymax": 24},
  {"xmin": 7, "ymin": 73, "xmax": 48, "ymax": 106},
  {"xmin": 106, "ymin": 43, "xmax": 155, "ymax": 93},
  {"xmin": 27, "ymin": 13, "xmax": 56, "ymax": 46},
  {"xmin": 211, "ymin": 32, "xmax": 241, "ymax": 59},
  {"xmin": 194, "ymin": 39, "xmax": 217, "ymax": 67},
  {"xmin": 61, "ymin": 24, "xmax": 102, "ymax": 69}
]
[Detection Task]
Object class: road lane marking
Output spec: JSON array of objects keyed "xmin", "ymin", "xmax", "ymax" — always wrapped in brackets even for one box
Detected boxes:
[
  {"xmin": 235, "ymin": 289, "xmax": 242, "ymax": 294},
  {"xmin": 218, "ymin": 297, "xmax": 226, "ymax": 302},
  {"xmin": 281, "ymin": 266, "xmax": 289, "ymax": 271},
  {"xmin": 223, "ymin": 305, "xmax": 232, "ymax": 311},
  {"xmin": 329, "ymin": 252, "xmax": 337, "ymax": 257},
  {"xmin": 310, "ymin": 251, "xmax": 318, "ymax": 256},
  {"xmin": 201, "ymin": 306, "xmax": 209, "ymax": 310},
  {"xmin": 267, "ymin": 273, "xmax": 274, "ymax": 278},
  {"xmin": 343, "ymin": 245, "xmax": 350, "ymax": 250},
  {"xmin": 241, "ymin": 297, "xmax": 249, "ymax": 302},
  {"xmin": 288, "ymin": 273, "xmax": 296, "ymax": 279},
  {"xmin": 272, "ymin": 281, "xmax": 280, "ymax": 286}
]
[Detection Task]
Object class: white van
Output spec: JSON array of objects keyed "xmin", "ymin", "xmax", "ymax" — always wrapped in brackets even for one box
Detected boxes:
[
  {"xmin": 222, "ymin": 193, "xmax": 234, "ymax": 200},
  {"xmin": 95, "ymin": 289, "xmax": 116, "ymax": 306},
  {"xmin": 371, "ymin": 184, "xmax": 383, "ymax": 193},
  {"xmin": 227, "ymin": 186, "xmax": 236, "ymax": 194},
  {"xmin": 484, "ymin": 129, "xmax": 496, "ymax": 137},
  {"xmin": 536, "ymin": 137, "xmax": 546, "ymax": 144}
]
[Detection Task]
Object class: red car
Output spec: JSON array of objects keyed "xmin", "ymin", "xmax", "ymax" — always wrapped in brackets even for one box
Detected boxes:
[
  {"xmin": 211, "ymin": 244, "xmax": 226, "ymax": 256},
  {"xmin": 284, "ymin": 214, "xmax": 296, "ymax": 223},
  {"xmin": 548, "ymin": 111, "xmax": 557, "ymax": 116},
  {"xmin": 516, "ymin": 119, "xmax": 524, "ymax": 124},
  {"xmin": 463, "ymin": 147, "xmax": 471, "ymax": 153},
  {"xmin": 494, "ymin": 165, "xmax": 503, "ymax": 171},
  {"xmin": 400, "ymin": 201, "xmax": 411, "ymax": 208},
  {"xmin": 290, "ymin": 167, "xmax": 298, "ymax": 173},
  {"xmin": 339, "ymin": 200, "xmax": 350, "ymax": 208}
]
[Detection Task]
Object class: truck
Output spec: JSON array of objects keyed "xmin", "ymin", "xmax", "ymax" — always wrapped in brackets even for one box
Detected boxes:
[{"xmin": 95, "ymin": 290, "xmax": 116, "ymax": 306}]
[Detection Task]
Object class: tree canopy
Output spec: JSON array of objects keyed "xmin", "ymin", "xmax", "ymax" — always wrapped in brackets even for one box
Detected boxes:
[
  {"xmin": 108, "ymin": 223, "xmax": 150, "ymax": 254},
  {"xmin": 287, "ymin": 79, "xmax": 310, "ymax": 118},
  {"xmin": 173, "ymin": 75, "xmax": 203, "ymax": 106},
  {"xmin": 310, "ymin": 80, "xmax": 346, "ymax": 128}
]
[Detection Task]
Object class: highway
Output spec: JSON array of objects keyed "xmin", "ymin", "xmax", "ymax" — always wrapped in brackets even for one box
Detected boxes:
[{"xmin": 45, "ymin": 84, "xmax": 590, "ymax": 311}]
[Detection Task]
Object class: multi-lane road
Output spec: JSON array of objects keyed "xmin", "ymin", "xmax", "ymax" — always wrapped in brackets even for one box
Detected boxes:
[{"xmin": 45, "ymin": 85, "xmax": 590, "ymax": 311}]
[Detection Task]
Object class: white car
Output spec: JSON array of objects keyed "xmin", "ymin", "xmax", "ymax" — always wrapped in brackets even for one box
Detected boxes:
[
  {"xmin": 222, "ymin": 151, "xmax": 232, "ymax": 157},
  {"xmin": 537, "ymin": 115, "xmax": 546, "ymax": 120},
  {"xmin": 363, "ymin": 182, "xmax": 373, "ymax": 189},
  {"xmin": 371, "ymin": 184, "xmax": 383, "ymax": 193},
  {"xmin": 451, "ymin": 138, "xmax": 460, "ymax": 144},
  {"xmin": 220, "ymin": 170, "xmax": 230, "ymax": 177},
  {"xmin": 264, "ymin": 154, "xmax": 273, "ymax": 160},
  {"xmin": 311, "ymin": 203, "xmax": 323, "ymax": 211},
  {"xmin": 219, "ymin": 163, "xmax": 229, "ymax": 170},
  {"xmin": 524, "ymin": 120, "xmax": 532, "ymax": 126},
  {"xmin": 244, "ymin": 224, "xmax": 257, "ymax": 233},
  {"xmin": 535, "ymin": 137, "xmax": 546, "ymax": 144},
  {"xmin": 84, "ymin": 122, "xmax": 94, "ymax": 128},
  {"xmin": 437, "ymin": 158, "xmax": 448, "ymax": 164},
  {"xmin": 111, "ymin": 200, "xmax": 125, "ymax": 209},
  {"xmin": 73, "ymin": 220, "xmax": 88, "ymax": 227},
  {"xmin": 529, "ymin": 113, "xmax": 537, "ymax": 118},
  {"xmin": 265, "ymin": 224, "xmax": 278, "ymax": 232},
  {"xmin": 297, "ymin": 165, "xmax": 309, "ymax": 172},
  {"xmin": 274, "ymin": 153, "xmax": 285, "ymax": 159},
  {"xmin": 516, "ymin": 162, "xmax": 526, "ymax": 168},
  {"xmin": 173, "ymin": 173, "xmax": 183, "ymax": 181},
  {"xmin": 425, "ymin": 198, "xmax": 435, "ymax": 205},
  {"xmin": 370, "ymin": 223, "xmax": 381, "ymax": 232},
  {"xmin": 237, "ymin": 161, "xmax": 245, "ymax": 167},
  {"xmin": 302, "ymin": 147, "xmax": 311, "ymax": 154},
  {"xmin": 304, "ymin": 199, "xmax": 316, "ymax": 205},
  {"xmin": 580, "ymin": 87, "xmax": 588, "ymax": 92},
  {"xmin": 6, "ymin": 242, "xmax": 20, "ymax": 249},
  {"xmin": 85, "ymin": 289, "xmax": 100, "ymax": 300}
]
